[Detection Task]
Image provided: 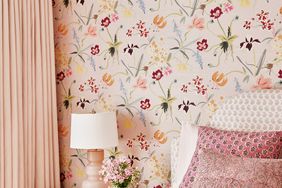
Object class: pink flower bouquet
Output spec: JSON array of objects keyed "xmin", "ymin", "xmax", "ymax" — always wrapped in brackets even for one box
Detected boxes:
[{"xmin": 99, "ymin": 156, "xmax": 141, "ymax": 188}]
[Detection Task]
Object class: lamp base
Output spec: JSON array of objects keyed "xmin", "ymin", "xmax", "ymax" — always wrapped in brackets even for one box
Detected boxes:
[{"xmin": 82, "ymin": 149, "xmax": 106, "ymax": 188}]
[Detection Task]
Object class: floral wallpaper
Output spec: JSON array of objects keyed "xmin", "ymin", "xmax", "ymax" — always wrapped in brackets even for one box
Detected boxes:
[{"xmin": 53, "ymin": 0, "xmax": 282, "ymax": 187}]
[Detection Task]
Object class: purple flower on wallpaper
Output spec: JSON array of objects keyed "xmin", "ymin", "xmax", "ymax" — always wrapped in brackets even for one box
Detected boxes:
[
  {"xmin": 240, "ymin": 37, "xmax": 260, "ymax": 51},
  {"xmin": 124, "ymin": 44, "xmax": 139, "ymax": 55},
  {"xmin": 210, "ymin": 7, "xmax": 223, "ymax": 19},
  {"xmin": 178, "ymin": 100, "xmax": 196, "ymax": 113},
  {"xmin": 76, "ymin": 98, "xmax": 90, "ymax": 109},
  {"xmin": 152, "ymin": 69, "xmax": 163, "ymax": 81},
  {"xmin": 197, "ymin": 39, "xmax": 208, "ymax": 51},
  {"xmin": 101, "ymin": 17, "xmax": 111, "ymax": 27}
]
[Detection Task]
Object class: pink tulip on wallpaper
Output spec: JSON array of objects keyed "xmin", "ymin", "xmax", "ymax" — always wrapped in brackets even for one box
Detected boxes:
[{"xmin": 253, "ymin": 75, "xmax": 272, "ymax": 89}]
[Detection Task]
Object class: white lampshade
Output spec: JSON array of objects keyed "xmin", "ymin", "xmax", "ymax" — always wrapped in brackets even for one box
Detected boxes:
[{"xmin": 70, "ymin": 112, "xmax": 119, "ymax": 149}]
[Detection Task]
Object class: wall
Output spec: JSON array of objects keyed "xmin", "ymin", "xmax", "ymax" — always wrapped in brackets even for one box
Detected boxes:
[{"xmin": 53, "ymin": 0, "xmax": 282, "ymax": 187}]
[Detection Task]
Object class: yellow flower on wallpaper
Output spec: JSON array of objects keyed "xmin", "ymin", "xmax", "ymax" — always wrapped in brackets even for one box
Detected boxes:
[
  {"xmin": 176, "ymin": 63, "xmax": 188, "ymax": 72},
  {"xmin": 121, "ymin": 116, "xmax": 133, "ymax": 129},
  {"xmin": 122, "ymin": 7, "xmax": 133, "ymax": 18},
  {"xmin": 75, "ymin": 167, "xmax": 85, "ymax": 178},
  {"xmin": 240, "ymin": 0, "xmax": 251, "ymax": 7},
  {"xmin": 74, "ymin": 63, "xmax": 85, "ymax": 74}
]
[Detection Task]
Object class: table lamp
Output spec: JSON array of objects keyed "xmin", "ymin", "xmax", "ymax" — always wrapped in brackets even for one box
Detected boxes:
[{"xmin": 70, "ymin": 112, "xmax": 119, "ymax": 188}]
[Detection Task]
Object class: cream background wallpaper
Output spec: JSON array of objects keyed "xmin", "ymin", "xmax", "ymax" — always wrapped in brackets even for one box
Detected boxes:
[{"xmin": 52, "ymin": 0, "xmax": 282, "ymax": 187}]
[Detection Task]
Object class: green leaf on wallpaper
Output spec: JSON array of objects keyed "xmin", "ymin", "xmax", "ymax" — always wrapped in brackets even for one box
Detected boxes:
[
  {"xmin": 190, "ymin": 0, "xmax": 199, "ymax": 17},
  {"xmin": 135, "ymin": 54, "xmax": 143, "ymax": 77},
  {"xmin": 86, "ymin": 4, "xmax": 94, "ymax": 25},
  {"xmin": 166, "ymin": 53, "xmax": 172, "ymax": 63},
  {"xmin": 180, "ymin": 50, "xmax": 189, "ymax": 60},
  {"xmin": 180, "ymin": 17, "xmax": 186, "ymax": 24},
  {"xmin": 243, "ymin": 75, "xmax": 250, "ymax": 82},
  {"xmin": 255, "ymin": 49, "xmax": 267, "ymax": 76},
  {"xmin": 227, "ymin": 26, "xmax": 231, "ymax": 37},
  {"xmin": 237, "ymin": 56, "xmax": 253, "ymax": 75},
  {"xmin": 127, "ymin": 0, "xmax": 133, "ymax": 5},
  {"xmin": 217, "ymin": 35, "xmax": 226, "ymax": 41},
  {"xmin": 78, "ymin": 54, "xmax": 85, "ymax": 62},
  {"xmin": 194, "ymin": 112, "xmax": 201, "ymax": 125},
  {"xmin": 74, "ymin": 10, "xmax": 85, "ymax": 25},
  {"xmin": 70, "ymin": 51, "xmax": 77, "ymax": 54}
]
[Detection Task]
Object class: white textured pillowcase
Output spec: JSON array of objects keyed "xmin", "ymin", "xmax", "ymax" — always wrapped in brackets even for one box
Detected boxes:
[{"xmin": 174, "ymin": 122, "xmax": 198, "ymax": 187}]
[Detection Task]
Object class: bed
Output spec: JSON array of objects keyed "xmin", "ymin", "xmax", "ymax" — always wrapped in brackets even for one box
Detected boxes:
[{"xmin": 171, "ymin": 89, "xmax": 282, "ymax": 188}]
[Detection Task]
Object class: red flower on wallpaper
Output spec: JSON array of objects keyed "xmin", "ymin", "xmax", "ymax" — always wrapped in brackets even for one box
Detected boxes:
[
  {"xmin": 79, "ymin": 84, "xmax": 84, "ymax": 92},
  {"xmin": 152, "ymin": 69, "xmax": 163, "ymax": 81},
  {"xmin": 261, "ymin": 19, "xmax": 274, "ymax": 30},
  {"xmin": 139, "ymin": 28, "xmax": 149, "ymax": 37},
  {"xmin": 196, "ymin": 85, "xmax": 207, "ymax": 95},
  {"xmin": 140, "ymin": 141, "xmax": 149, "ymax": 151},
  {"xmin": 257, "ymin": 10, "xmax": 269, "ymax": 21},
  {"xmin": 153, "ymin": 185, "xmax": 162, "ymax": 188},
  {"xmin": 101, "ymin": 17, "xmax": 111, "ymax": 27},
  {"xmin": 210, "ymin": 7, "xmax": 223, "ymax": 19},
  {"xmin": 126, "ymin": 29, "xmax": 133, "ymax": 37},
  {"xmin": 56, "ymin": 71, "xmax": 65, "ymax": 81},
  {"xmin": 91, "ymin": 45, "xmax": 100, "ymax": 55},
  {"xmin": 127, "ymin": 140, "xmax": 133, "ymax": 148},
  {"xmin": 196, "ymin": 39, "xmax": 208, "ymax": 51},
  {"xmin": 140, "ymin": 99, "xmax": 151, "ymax": 110},
  {"xmin": 243, "ymin": 21, "xmax": 251, "ymax": 29},
  {"xmin": 193, "ymin": 76, "xmax": 203, "ymax": 86},
  {"xmin": 278, "ymin": 70, "xmax": 282, "ymax": 78},
  {"xmin": 137, "ymin": 133, "xmax": 145, "ymax": 142},
  {"xmin": 137, "ymin": 20, "xmax": 145, "ymax": 29}
]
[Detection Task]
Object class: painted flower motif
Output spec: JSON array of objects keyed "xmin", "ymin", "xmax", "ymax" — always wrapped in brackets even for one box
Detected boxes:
[
  {"xmin": 152, "ymin": 69, "xmax": 163, "ymax": 81},
  {"xmin": 253, "ymin": 75, "xmax": 272, "ymax": 89},
  {"xmin": 178, "ymin": 100, "xmax": 196, "ymax": 113},
  {"xmin": 85, "ymin": 25, "xmax": 97, "ymax": 37},
  {"xmin": 189, "ymin": 17, "xmax": 204, "ymax": 30},
  {"xmin": 101, "ymin": 17, "xmax": 111, "ymax": 27},
  {"xmin": 181, "ymin": 84, "xmax": 188, "ymax": 93},
  {"xmin": 278, "ymin": 70, "xmax": 282, "ymax": 79},
  {"xmin": 196, "ymin": 85, "xmax": 207, "ymax": 95},
  {"xmin": 79, "ymin": 84, "xmax": 84, "ymax": 92},
  {"xmin": 140, "ymin": 99, "xmax": 151, "ymax": 110},
  {"xmin": 127, "ymin": 140, "xmax": 133, "ymax": 148},
  {"xmin": 126, "ymin": 29, "xmax": 133, "ymax": 37},
  {"xmin": 197, "ymin": 39, "xmax": 208, "ymax": 51},
  {"xmin": 223, "ymin": 2, "xmax": 234, "ymax": 13},
  {"xmin": 136, "ymin": 20, "xmax": 145, "ymax": 29},
  {"xmin": 137, "ymin": 133, "xmax": 146, "ymax": 142},
  {"xmin": 153, "ymin": 185, "xmax": 162, "ymax": 188},
  {"xmin": 140, "ymin": 28, "xmax": 149, "ymax": 37},
  {"xmin": 134, "ymin": 78, "xmax": 147, "ymax": 89},
  {"xmin": 91, "ymin": 45, "xmax": 100, "ymax": 55},
  {"xmin": 164, "ymin": 67, "xmax": 172, "ymax": 76},
  {"xmin": 57, "ymin": 23, "xmax": 68, "ymax": 36},
  {"xmin": 240, "ymin": 37, "xmax": 260, "ymax": 51},
  {"xmin": 193, "ymin": 76, "xmax": 203, "ymax": 86},
  {"xmin": 257, "ymin": 10, "xmax": 269, "ymax": 21},
  {"xmin": 140, "ymin": 141, "xmax": 149, "ymax": 151},
  {"xmin": 90, "ymin": 85, "xmax": 99, "ymax": 93},
  {"xmin": 111, "ymin": 13, "xmax": 119, "ymax": 22},
  {"xmin": 243, "ymin": 21, "xmax": 251, "ymax": 29},
  {"xmin": 77, "ymin": 98, "xmax": 90, "ymax": 109},
  {"xmin": 65, "ymin": 69, "xmax": 72, "ymax": 77},
  {"xmin": 261, "ymin": 19, "xmax": 274, "ymax": 30},
  {"xmin": 210, "ymin": 7, "xmax": 223, "ymax": 19},
  {"xmin": 123, "ymin": 44, "xmax": 139, "ymax": 55},
  {"xmin": 56, "ymin": 71, "xmax": 65, "ymax": 81}
]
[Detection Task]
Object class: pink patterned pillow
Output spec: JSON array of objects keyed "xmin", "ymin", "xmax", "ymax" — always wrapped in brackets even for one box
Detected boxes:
[
  {"xmin": 192, "ymin": 149, "xmax": 282, "ymax": 188},
  {"xmin": 180, "ymin": 126, "xmax": 282, "ymax": 188}
]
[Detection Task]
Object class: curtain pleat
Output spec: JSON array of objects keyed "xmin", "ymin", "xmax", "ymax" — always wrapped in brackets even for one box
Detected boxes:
[{"xmin": 0, "ymin": 0, "xmax": 60, "ymax": 187}]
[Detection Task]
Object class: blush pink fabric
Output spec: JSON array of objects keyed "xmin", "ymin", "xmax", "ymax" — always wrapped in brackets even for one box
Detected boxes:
[
  {"xmin": 192, "ymin": 149, "xmax": 282, "ymax": 188},
  {"xmin": 180, "ymin": 126, "xmax": 282, "ymax": 187}
]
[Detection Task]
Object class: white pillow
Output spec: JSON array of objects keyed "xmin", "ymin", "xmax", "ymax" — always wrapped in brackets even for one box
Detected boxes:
[{"xmin": 174, "ymin": 122, "xmax": 198, "ymax": 187}]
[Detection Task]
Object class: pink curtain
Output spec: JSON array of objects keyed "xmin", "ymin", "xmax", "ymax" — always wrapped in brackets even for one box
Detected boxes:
[{"xmin": 0, "ymin": 0, "xmax": 60, "ymax": 187}]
